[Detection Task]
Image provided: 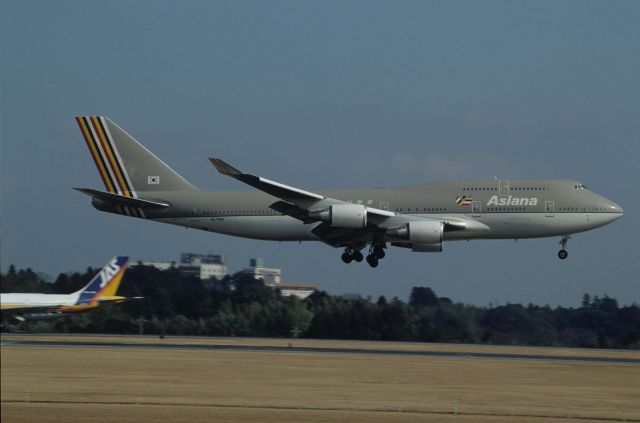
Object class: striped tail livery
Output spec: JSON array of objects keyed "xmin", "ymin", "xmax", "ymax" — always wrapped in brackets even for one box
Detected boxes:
[{"xmin": 74, "ymin": 116, "xmax": 196, "ymax": 217}]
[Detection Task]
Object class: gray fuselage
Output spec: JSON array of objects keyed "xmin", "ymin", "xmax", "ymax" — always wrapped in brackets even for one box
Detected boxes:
[{"xmin": 93, "ymin": 178, "xmax": 623, "ymax": 246}]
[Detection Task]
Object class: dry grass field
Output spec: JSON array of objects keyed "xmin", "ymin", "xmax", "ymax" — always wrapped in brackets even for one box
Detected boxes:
[{"xmin": 2, "ymin": 335, "xmax": 639, "ymax": 423}]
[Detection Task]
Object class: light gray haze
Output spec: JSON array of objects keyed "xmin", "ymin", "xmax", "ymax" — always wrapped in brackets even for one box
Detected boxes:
[{"xmin": 1, "ymin": 0, "xmax": 639, "ymax": 306}]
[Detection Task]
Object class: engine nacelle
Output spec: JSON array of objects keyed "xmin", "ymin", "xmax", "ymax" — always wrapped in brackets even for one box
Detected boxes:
[
  {"xmin": 410, "ymin": 242, "xmax": 443, "ymax": 252},
  {"xmin": 390, "ymin": 241, "xmax": 443, "ymax": 252},
  {"xmin": 309, "ymin": 204, "xmax": 367, "ymax": 228},
  {"xmin": 407, "ymin": 221, "xmax": 443, "ymax": 244},
  {"xmin": 19, "ymin": 313, "xmax": 62, "ymax": 321},
  {"xmin": 387, "ymin": 220, "xmax": 444, "ymax": 252}
]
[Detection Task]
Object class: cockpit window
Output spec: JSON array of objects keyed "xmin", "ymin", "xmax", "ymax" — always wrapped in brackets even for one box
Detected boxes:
[{"xmin": 573, "ymin": 183, "xmax": 588, "ymax": 190}]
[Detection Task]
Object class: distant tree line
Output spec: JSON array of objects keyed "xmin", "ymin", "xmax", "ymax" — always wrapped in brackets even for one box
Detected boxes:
[{"xmin": 1, "ymin": 264, "xmax": 639, "ymax": 349}]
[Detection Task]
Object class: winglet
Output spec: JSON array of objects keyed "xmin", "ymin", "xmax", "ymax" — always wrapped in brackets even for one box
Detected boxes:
[{"xmin": 209, "ymin": 158, "xmax": 242, "ymax": 176}]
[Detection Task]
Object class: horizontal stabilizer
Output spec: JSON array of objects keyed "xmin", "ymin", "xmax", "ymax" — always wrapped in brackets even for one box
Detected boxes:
[
  {"xmin": 97, "ymin": 295, "xmax": 127, "ymax": 303},
  {"xmin": 74, "ymin": 188, "xmax": 170, "ymax": 208},
  {"xmin": 97, "ymin": 296, "xmax": 144, "ymax": 303}
]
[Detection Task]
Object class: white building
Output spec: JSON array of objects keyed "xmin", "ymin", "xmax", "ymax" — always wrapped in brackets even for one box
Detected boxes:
[
  {"xmin": 241, "ymin": 259, "xmax": 316, "ymax": 299},
  {"xmin": 199, "ymin": 264, "xmax": 228, "ymax": 280},
  {"xmin": 132, "ymin": 253, "xmax": 228, "ymax": 280},
  {"xmin": 241, "ymin": 258, "xmax": 281, "ymax": 286},
  {"xmin": 180, "ymin": 253, "xmax": 228, "ymax": 280}
]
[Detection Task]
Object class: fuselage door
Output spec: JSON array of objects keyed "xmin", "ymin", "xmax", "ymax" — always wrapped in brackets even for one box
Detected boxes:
[
  {"xmin": 545, "ymin": 200, "xmax": 555, "ymax": 217},
  {"xmin": 471, "ymin": 201, "xmax": 482, "ymax": 217},
  {"xmin": 499, "ymin": 180, "xmax": 510, "ymax": 196}
]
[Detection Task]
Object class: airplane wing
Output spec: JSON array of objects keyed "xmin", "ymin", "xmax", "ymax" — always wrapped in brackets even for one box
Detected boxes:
[
  {"xmin": 209, "ymin": 158, "xmax": 395, "ymax": 219},
  {"xmin": 1, "ymin": 304, "xmax": 67, "ymax": 323},
  {"xmin": 210, "ymin": 158, "xmax": 323, "ymax": 201},
  {"xmin": 1, "ymin": 304, "xmax": 61, "ymax": 312},
  {"xmin": 209, "ymin": 158, "xmax": 486, "ymax": 248},
  {"xmin": 268, "ymin": 200, "xmax": 318, "ymax": 224},
  {"xmin": 1, "ymin": 298, "xmax": 143, "ymax": 322}
]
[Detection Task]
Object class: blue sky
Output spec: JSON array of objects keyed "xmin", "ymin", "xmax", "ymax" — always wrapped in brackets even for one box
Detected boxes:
[{"xmin": 2, "ymin": 0, "xmax": 639, "ymax": 306}]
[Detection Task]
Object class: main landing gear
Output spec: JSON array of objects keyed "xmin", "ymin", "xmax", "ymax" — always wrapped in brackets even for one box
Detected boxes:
[
  {"xmin": 342, "ymin": 244, "xmax": 386, "ymax": 267},
  {"xmin": 558, "ymin": 235, "xmax": 570, "ymax": 260},
  {"xmin": 365, "ymin": 244, "xmax": 386, "ymax": 268},
  {"xmin": 341, "ymin": 247, "xmax": 363, "ymax": 264}
]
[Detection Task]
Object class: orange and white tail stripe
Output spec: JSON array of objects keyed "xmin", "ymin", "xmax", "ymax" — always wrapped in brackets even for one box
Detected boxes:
[{"xmin": 76, "ymin": 116, "xmax": 145, "ymax": 218}]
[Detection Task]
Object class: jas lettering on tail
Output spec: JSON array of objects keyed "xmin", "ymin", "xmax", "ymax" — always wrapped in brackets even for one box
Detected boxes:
[{"xmin": 99, "ymin": 258, "xmax": 121, "ymax": 288}]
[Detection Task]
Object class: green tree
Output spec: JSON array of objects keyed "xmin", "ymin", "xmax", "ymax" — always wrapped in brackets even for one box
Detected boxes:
[{"xmin": 409, "ymin": 287, "xmax": 438, "ymax": 307}]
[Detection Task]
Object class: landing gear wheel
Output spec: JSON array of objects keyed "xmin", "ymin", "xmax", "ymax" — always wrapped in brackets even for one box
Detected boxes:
[
  {"xmin": 341, "ymin": 252, "xmax": 353, "ymax": 263},
  {"xmin": 557, "ymin": 235, "xmax": 570, "ymax": 260},
  {"xmin": 366, "ymin": 255, "xmax": 379, "ymax": 268},
  {"xmin": 373, "ymin": 247, "xmax": 385, "ymax": 259},
  {"xmin": 352, "ymin": 251, "xmax": 364, "ymax": 262}
]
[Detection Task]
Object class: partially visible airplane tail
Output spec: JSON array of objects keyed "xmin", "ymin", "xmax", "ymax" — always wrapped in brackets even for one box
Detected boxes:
[
  {"xmin": 73, "ymin": 256, "xmax": 129, "ymax": 305},
  {"xmin": 75, "ymin": 116, "xmax": 197, "ymax": 194}
]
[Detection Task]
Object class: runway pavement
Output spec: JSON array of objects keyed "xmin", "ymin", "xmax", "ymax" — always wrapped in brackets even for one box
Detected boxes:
[{"xmin": 2, "ymin": 335, "xmax": 639, "ymax": 365}]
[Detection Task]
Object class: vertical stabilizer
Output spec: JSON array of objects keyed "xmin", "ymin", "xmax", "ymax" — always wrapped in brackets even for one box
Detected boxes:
[
  {"xmin": 74, "ymin": 257, "xmax": 129, "ymax": 305},
  {"xmin": 76, "ymin": 116, "xmax": 197, "ymax": 194}
]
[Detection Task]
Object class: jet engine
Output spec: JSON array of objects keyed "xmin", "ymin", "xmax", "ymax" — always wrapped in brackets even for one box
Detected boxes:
[
  {"xmin": 309, "ymin": 204, "xmax": 367, "ymax": 228},
  {"xmin": 407, "ymin": 242, "xmax": 442, "ymax": 252},
  {"xmin": 387, "ymin": 220, "xmax": 444, "ymax": 252}
]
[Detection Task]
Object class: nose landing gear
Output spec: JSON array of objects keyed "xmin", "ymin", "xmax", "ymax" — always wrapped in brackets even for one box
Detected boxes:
[{"xmin": 558, "ymin": 235, "xmax": 570, "ymax": 260}]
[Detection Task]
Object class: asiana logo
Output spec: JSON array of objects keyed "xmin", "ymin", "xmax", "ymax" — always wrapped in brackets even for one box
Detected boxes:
[
  {"xmin": 487, "ymin": 195, "xmax": 538, "ymax": 206},
  {"xmin": 455, "ymin": 194, "xmax": 472, "ymax": 206}
]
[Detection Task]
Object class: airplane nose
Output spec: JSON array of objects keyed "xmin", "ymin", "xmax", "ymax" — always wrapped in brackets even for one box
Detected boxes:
[
  {"xmin": 609, "ymin": 201, "xmax": 624, "ymax": 214},
  {"xmin": 606, "ymin": 201, "xmax": 624, "ymax": 222}
]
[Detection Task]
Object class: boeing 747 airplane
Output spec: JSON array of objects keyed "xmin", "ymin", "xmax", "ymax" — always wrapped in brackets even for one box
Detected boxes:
[
  {"xmin": 1, "ymin": 256, "xmax": 133, "ymax": 321},
  {"xmin": 74, "ymin": 117, "xmax": 623, "ymax": 267}
]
